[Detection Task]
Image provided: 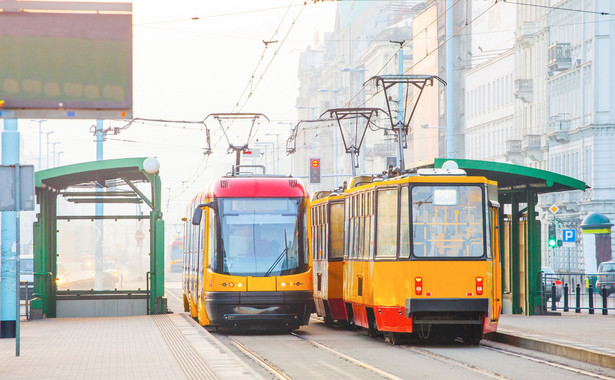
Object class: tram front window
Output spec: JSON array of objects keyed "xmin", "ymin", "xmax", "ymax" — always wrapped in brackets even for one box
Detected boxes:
[
  {"xmin": 218, "ymin": 198, "xmax": 305, "ymax": 276},
  {"xmin": 411, "ymin": 185, "xmax": 484, "ymax": 258}
]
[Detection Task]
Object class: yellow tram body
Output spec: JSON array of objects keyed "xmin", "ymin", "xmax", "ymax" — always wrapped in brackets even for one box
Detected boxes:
[{"xmin": 311, "ymin": 167, "xmax": 502, "ymax": 343}]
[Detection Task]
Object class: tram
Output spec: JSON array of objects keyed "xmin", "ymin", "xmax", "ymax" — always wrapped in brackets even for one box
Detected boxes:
[
  {"xmin": 311, "ymin": 162, "xmax": 502, "ymax": 344},
  {"xmin": 168, "ymin": 238, "xmax": 183, "ymax": 273},
  {"xmin": 182, "ymin": 166, "xmax": 313, "ymax": 330}
]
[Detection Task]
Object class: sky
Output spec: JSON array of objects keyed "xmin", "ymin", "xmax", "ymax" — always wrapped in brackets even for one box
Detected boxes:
[{"xmin": 10, "ymin": 0, "xmax": 338, "ymax": 234}]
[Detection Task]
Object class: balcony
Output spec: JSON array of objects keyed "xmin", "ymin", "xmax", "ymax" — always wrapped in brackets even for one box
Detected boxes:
[
  {"xmin": 505, "ymin": 139, "xmax": 523, "ymax": 164},
  {"xmin": 514, "ymin": 79, "xmax": 533, "ymax": 103},
  {"xmin": 546, "ymin": 116, "xmax": 572, "ymax": 144},
  {"xmin": 522, "ymin": 134, "xmax": 542, "ymax": 161},
  {"xmin": 547, "ymin": 43, "xmax": 572, "ymax": 72}
]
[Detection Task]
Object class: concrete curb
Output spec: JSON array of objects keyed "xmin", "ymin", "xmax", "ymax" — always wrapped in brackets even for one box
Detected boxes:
[{"xmin": 485, "ymin": 332, "xmax": 615, "ymax": 369}]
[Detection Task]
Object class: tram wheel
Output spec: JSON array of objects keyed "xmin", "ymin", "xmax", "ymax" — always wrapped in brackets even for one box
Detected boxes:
[
  {"xmin": 463, "ymin": 327, "xmax": 482, "ymax": 346},
  {"xmin": 367, "ymin": 314, "xmax": 378, "ymax": 338},
  {"xmin": 324, "ymin": 315, "xmax": 334, "ymax": 326},
  {"xmin": 385, "ymin": 332, "xmax": 402, "ymax": 346}
]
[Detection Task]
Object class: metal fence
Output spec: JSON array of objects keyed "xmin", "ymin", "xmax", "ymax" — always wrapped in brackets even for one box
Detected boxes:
[{"xmin": 541, "ymin": 272, "xmax": 615, "ymax": 315}]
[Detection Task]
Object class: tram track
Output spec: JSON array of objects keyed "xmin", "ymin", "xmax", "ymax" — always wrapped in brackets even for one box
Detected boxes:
[
  {"xmin": 225, "ymin": 331, "xmax": 403, "ymax": 380},
  {"xmin": 479, "ymin": 344, "xmax": 615, "ymax": 380},
  {"xmin": 228, "ymin": 337, "xmax": 292, "ymax": 380}
]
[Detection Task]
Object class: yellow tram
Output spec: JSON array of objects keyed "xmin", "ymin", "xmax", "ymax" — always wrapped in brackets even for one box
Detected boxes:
[
  {"xmin": 311, "ymin": 163, "xmax": 502, "ymax": 344},
  {"xmin": 183, "ymin": 173, "xmax": 313, "ymax": 330}
]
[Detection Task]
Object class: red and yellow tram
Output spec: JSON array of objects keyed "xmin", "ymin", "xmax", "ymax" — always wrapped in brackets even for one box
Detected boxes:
[
  {"xmin": 311, "ymin": 164, "xmax": 502, "ymax": 344},
  {"xmin": 183, "ymin": 170, "xmax": 313, "ymax": 330}
]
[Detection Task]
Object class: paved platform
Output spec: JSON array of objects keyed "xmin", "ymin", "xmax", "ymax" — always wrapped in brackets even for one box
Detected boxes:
[
  {"xmin": 486, "ymin": 312, "xmax": 615, "ymax": 369},
  {"xmin": 0, "ymin": 311, "xmax": 613, "ymax": 379},
  {"xmin": 0, "ymin": 313, "xmax": 261, "ymax": 380}
]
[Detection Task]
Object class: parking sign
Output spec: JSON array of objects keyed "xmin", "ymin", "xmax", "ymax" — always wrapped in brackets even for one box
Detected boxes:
[{"xmin": 562, "ymin": 229, "xmax": 576, "ymax": 247}]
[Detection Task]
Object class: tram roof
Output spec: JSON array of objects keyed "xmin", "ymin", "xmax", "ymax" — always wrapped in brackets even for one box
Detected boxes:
[
  {"xmin": 35, "ymin": 157, "xmax": 150, "ymax": 191},
  {"xmin": 423, "ymin": 158, "xmax": 588, "ymax": 193}
]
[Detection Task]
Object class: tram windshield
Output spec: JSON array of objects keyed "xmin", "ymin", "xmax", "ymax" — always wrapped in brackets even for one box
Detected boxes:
[
  {"xmin": 217, "ymin": 197, "xmax": 305, "ymax": 276},
  {"xmin": 411, "ymin": 185, "xmax": 485, "ymax": 258}
]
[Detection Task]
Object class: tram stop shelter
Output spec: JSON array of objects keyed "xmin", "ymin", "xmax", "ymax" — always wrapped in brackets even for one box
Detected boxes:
[
  {"xmin": 421, "ymin": 158, "xmax": 587, "ymax": 315},
  {"xmin": 31, "ymin": 157, "xmax": 166, "ymax": 318}
]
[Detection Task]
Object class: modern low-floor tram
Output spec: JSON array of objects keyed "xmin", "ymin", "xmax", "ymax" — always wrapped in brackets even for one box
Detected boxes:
[{"xmin": 183, "ymin": 170, "xmax": 313, "ymax": 330}]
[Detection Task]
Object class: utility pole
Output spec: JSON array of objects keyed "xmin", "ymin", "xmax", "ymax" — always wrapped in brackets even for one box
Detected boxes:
[
  {"xmin": 446, "ymin": 0, "xmax": 455, "ymax": 158},
  {"xmin": 390, "ymin": 41, "xmax": 405, "ymax": 171}
]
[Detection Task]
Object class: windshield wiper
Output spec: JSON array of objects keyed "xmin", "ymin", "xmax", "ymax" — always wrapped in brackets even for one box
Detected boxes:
[{"xmin": 265, "ymin": 230, "xmax": 289, "ymax": 277}]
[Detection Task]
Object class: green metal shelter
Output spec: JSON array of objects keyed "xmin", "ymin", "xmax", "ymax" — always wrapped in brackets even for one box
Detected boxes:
[
  {"xmin": 431, "ymin": 158, "xmax": 587, "ymax": 315},
  {"xmin": 32, "ymin": 157, "xmax": 166, "ymax": 318}
]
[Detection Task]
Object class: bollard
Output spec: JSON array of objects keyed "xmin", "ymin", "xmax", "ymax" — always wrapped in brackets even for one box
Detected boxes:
[
  {"xmin": 564, "ymin": 283, "xmax": 569, "ymax": 312},
  {"xmin": 551, "ymin": 282, "xmax": 557, "ymax": 311},
  {"xmin": 602, "ymin": 285, "xmax": 608, "ymax": 316},
  {"xmin": 589, "ymin": 285, "xmax": 594, "ymax": 314},
  {"xmin": 575, "ymin": 283, "xmax": 581, "ymax": 313}
]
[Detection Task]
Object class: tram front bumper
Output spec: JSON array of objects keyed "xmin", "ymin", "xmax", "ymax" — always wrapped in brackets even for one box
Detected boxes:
[
  {"xmin": 405, "ymin": 298, "xmax": 489, "ymax": 325},
  {"xmin": 204, "ymin": 290, "xmax": 313, "ymax": 327}
]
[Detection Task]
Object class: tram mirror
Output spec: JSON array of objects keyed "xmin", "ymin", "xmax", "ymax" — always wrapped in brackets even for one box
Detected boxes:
[
  {"xmin": 192, "ymin": 202, "xmax": 216, "ymax": 225},
  {"xmin": 191, "ymin": 207, "xmax": 203, "ymax": 225},
  {"xmin": 433, "ymin": 188, "xmax": 458, "ymax": 206}
]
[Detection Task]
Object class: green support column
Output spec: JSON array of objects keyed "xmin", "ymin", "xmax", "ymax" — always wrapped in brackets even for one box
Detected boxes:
[
  {"xmin": 146, "ymin": 171, "xmax": 165, "ymax": 314},
  {"xmin": 526, "ymin": 191, "xmax": 541, "ymax": 315},
  {"xmin": 511, "ymin": 195, "xmax": 522, "ymax": 314}
]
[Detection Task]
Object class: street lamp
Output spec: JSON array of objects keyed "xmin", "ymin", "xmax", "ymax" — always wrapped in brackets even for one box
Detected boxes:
[
  {"xmin": 31, "ymin": 119, "xmax": 47, "ymax": 170},
  {"xmin": 276, "ymin": 122, "xmax": 295, "ymax": 175},
  {"xmin": 296, "ymin": 105, "xmax": 316, "ymax": 120},
  {"xmin": 51, "ymin": 142, "xmax": 61, "ymax": 167},
  {"xmin": 44, "ymin": 131, "xmax": 54, "ymax": 169},
  {"xmin": 56, "ymin": 151, "xmax": 64, "ymax": 167}
]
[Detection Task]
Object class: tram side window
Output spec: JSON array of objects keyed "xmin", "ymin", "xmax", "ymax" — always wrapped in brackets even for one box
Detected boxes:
[
  {"xmin": 329, "ymin": 202, "xmax": 344, "ymax": 259},
  {"xmin": 399, "ymin": 186, "xmax": 410, "ymax": 258},
  {"xmin": 376, "ymin": 188, "xmax": 398, "ymax": 258}
]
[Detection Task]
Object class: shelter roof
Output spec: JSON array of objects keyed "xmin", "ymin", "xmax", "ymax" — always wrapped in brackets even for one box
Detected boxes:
[
  {"xmin": 422, "ymin": 158, "xmax": 588, "ymax": 193},
  {"xmin": 36, "ymin": 157, "xmax": 149, "ymax": 191}
]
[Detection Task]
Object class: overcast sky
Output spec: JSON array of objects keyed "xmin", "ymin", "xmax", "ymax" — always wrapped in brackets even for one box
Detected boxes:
[{"xmin": 14, "ymin": 0, "xmax": 337, "ymax": 230}]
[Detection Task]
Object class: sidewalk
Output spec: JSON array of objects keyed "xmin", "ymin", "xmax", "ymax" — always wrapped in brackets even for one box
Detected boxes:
[
  {"xmin": 0, "ymin": 314, "xmax": 262, "ymax": 380},
  {"xmin": 486, "ymin": 312, "xmax": 615, "ymax": 369}
]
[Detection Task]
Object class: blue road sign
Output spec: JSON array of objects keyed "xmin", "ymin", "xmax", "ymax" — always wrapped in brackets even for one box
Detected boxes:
[{"xmin": 563, "ymin": 229, "xmax": 576, "ymax": 243}]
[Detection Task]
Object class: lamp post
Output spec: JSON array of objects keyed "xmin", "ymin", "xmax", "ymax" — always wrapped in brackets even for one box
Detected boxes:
[
  {"xmin": 296, "ymin": 105, "xmax": 317, "ymax": 179},
  {"xmin": 51, "ymin": 142, "xmax": 60, "ymax": 168},
  {"xmin": 276, "ymin": 122, "xmax": 294, "ymax": 175},
  {"xmin": 31, "ymin": 119, "xmax": 47, "ymax": 170},
  {"xmin": 318, "ymin": 88, "xmax": 340, "ymax": 186},
  {"xmin": 44, "ymin": 131, "xmax": 54, "ymax": 169},
  {"xmin": 57, "ymin": 151, "xmax": 64, "ymax": 167}
]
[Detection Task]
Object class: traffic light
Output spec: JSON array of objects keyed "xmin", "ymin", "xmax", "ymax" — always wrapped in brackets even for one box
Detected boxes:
[
  {"xmin": 309, "ymin": 158, "xmax": 321, "ymax": 183},
  {"xmin": 548, "ymin": 223, "xmax": 557, "ymax": 247}
]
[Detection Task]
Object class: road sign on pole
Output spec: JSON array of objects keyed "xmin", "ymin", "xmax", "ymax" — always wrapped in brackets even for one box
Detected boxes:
[{"xmin": 562, "ymin": 229, "xmax": 576, "ymax": 247}]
